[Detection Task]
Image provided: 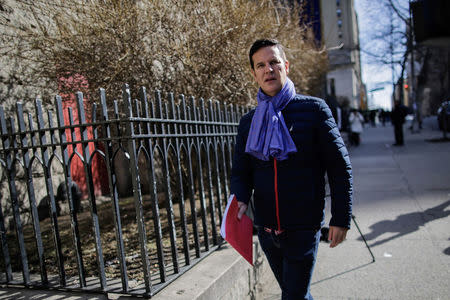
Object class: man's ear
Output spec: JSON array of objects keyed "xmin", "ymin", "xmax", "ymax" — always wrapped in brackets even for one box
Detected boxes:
[
  {"xmin": 251, "ymin": 68, "xmax": 256, "ymax": 80},
  {"xmin": 285, "ymin": 60, "xmax": 290, "ymax": 75}
]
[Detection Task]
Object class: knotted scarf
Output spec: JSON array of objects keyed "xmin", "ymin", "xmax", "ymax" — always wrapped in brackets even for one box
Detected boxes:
[{"xmin": 245, "ymin": 77, "xmax": 297, "ymax": 161}]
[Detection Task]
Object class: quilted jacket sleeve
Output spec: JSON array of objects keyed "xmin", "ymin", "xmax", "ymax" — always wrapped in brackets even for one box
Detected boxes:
[
  {"xmin": 230, "ymin": 113, "xmax": 253, "ymax": 205},
  {"xmin": 317, "ymin": 101, "xmax": 353, "ymax": 228}
]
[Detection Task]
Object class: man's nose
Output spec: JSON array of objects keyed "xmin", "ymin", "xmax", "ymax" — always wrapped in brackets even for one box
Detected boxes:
[{"xmin": 264, "ymin": 64, "xmax": 274, "ymax": 73}]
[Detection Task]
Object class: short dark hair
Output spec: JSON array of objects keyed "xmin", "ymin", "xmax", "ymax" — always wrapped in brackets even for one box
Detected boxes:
[{"xmin": 249, "ymin": 39, "xmax": 286, "ymax": 70}]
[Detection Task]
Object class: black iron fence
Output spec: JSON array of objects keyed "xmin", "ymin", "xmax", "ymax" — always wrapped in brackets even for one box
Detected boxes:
[{"xmin": 0, "ymin": 84, "xmax": 247, "ymax": 297}]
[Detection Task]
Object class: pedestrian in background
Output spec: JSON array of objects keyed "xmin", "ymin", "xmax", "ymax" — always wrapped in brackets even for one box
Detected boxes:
[
  {"xmin": 349, "ymin": 108, "xmax": 364, "ymax": 146},
  {"xmin": 379, "ymin": 109, "xmax": 387, "ymax": 126},
  {"xmin": 369, "ymin": 110, "xmax": 377, "ymax": 127},
  {"xmin": 391, "ymin": 100, "xmax": 408, "ymax": 146},
  {"xmin": 230, "ymin": 39, "xmax": 353, "ymax": 300}
]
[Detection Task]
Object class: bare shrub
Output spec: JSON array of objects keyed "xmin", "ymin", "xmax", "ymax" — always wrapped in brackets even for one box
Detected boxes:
[{"xmin": 1, "ymin": 0, "xmax": 328, "ymax": 106}]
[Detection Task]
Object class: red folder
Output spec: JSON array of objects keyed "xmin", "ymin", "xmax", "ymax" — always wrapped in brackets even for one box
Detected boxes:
[{"xmin": 220, "ymin": 194, "xmax": 253, "ymax": 265}]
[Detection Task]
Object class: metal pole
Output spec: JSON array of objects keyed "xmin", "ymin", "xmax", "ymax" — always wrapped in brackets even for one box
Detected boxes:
[{"xmin": 352, "ymin": 215, "xmax": 376, "ymax": 263}]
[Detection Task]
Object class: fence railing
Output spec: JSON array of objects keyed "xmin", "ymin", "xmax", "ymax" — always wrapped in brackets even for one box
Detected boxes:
[{"xmin": 0, "ymin": 84, "xmax": 246, "ymax": 297}]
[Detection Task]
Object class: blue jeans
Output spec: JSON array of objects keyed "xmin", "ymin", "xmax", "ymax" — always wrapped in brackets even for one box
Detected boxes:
[{"xmin": 257, "ymin": 228, "xmax": 320, "ymax": 300}]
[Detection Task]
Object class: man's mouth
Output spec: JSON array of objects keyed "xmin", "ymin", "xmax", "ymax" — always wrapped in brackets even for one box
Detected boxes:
[{"xmin": 265, "ymin": 78, "xmax": 276, "ymax": 82}]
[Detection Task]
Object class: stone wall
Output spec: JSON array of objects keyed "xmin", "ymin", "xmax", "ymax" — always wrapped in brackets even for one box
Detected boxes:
[{"xmin": 0, "ymin": 0, "xmax": 57, "ymax": 228}]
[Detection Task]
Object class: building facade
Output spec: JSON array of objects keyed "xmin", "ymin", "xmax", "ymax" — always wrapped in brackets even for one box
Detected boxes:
[{"xmin": 320, "ymin": 0, "xmax": 365, "ymax": 109}]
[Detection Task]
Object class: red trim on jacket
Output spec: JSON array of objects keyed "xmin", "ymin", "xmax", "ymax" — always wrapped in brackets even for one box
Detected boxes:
[{"xmin": 274, "ymin": 158, "xmax": 281, "ymax": 232}]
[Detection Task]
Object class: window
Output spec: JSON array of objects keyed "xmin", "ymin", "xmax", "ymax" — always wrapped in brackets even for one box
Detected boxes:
[
  {"xmin": 338, "ymin": 31, "xmax": 343, "ymax": 39},
  {"xmin": 337, "ymin": 9, "xmax": 342, "ymax": 17},
  {"xmin": 336, "ymin": 0, "xmax": 340, "ymax": 6},
  {"xmin": 338, "ymin": 20, "xmax": 343, "ymax": 28}
]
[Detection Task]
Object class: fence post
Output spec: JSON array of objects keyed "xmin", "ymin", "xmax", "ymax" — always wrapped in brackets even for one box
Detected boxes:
[
  {"xmin": 162, "ymin": 93, "xmax": 179, "ymax": 273},
  {"xmin": 122, "ymin": 84, "xmax": 152, "ymax": 296},
  {"xmin": 205, "ymin": 100, "xmax": 218, "ymax": 245},
  {"xmin": 1, "ymin": 111, "xmax": 31, "ymax": 285},
  {"xmin": 173, "ymin": 94, "xmax": 190, "ymax": 265},
  {"xmin": 75, "ymin": 92, "xmax": 107, "ymax": 290},
  {"xmin": 35, "ymin": 99, "xmax": 66, "ymax": 286},
  {"xmin": 0, "ymin": 106, "xmax": 14, "ymax": 283},
  {"xmin": 142, "ymin": 88, "xmax": 166, "ymax": 282},
  {"xmin": 98, "ymin": 89, "xmax": 129, "ymax": 292},
  {"xmin": 16, "ymin": 102, "xmax": 48, "ymax": 285},
  {"xmin": 182, "ymin": 95, "xmax": 201, "ymax": 258},
  {"xmin": 194, "ymin": 98, "xmax": 209, "ymax": 252},
  {"xmin": 55, "ymin": 95, "xmax": 87, "ymax": 287}
]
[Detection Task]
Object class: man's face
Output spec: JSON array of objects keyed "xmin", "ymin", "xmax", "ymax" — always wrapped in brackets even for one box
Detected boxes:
[{"xmin": 251, "ymin": 45, "xmax": 289, "ymax": 97}]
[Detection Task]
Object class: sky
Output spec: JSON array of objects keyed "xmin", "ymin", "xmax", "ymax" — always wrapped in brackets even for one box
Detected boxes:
[{"xmin": 354, "ymin": 0, "xmax": 410, "ymax": 111}]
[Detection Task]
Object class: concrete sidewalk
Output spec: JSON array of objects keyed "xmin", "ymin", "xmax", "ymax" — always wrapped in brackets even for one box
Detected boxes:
[{"xmin": 263, "ymin": 118, "xmax": 450, "ymax": 300}]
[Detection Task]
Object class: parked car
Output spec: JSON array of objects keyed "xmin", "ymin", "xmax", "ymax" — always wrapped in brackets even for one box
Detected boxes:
[{"xmin": 437, "ymin": 101, "xmax": 450, "ymax": 131}]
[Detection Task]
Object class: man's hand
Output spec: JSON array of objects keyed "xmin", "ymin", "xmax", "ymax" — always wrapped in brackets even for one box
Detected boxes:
[
  {"xmin": 237, "ymin": 201, "xmax": 248, "ymax": 220},
  {"xmin": 328, "ymin": 226, "xmax": 348, "ymax": 248}
]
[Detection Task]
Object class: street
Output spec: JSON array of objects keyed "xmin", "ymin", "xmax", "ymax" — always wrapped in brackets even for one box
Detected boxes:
[{"xmin": 264, "ymin": 117, "xmax": 450, "ymax": 300}]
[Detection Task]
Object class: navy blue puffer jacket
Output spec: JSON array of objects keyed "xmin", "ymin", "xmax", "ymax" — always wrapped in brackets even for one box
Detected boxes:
[{"xmin": 230, "ymin": 95, "xmax": 353, "ymax": 230}]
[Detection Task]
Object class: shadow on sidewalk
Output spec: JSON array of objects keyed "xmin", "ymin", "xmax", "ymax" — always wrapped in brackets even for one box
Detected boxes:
[
  {"xmin": 426, "ymin": 137, "xmax": 450, "ymax": 143},
  {"xmin": 311, "ymin": 262, "xmax": 374, "ymax": 286},
  {"xmin": 444, "ymin": 239, "xmax": 450, "ymax": 256},
  {"xmin": 358, "ymin": 200, "xmax": 450, "ymax": 248}
]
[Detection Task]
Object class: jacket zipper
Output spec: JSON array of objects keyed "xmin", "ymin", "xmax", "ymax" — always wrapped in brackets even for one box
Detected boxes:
[{"xmin": 273, "ymin": 158, "xmax": 281, "ymax": 232}]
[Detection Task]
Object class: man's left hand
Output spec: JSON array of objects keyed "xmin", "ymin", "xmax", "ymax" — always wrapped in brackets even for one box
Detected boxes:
[
  {"xmin": 237, "ymin": 201, "xmax": 248, "ymax": 220},
  {"xmin": 328, "ymin": 226, "xmax": 348, "ymax": 248}
]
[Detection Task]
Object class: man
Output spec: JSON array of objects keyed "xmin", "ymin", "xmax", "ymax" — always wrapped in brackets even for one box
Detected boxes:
[
  {"xmin": 391, "ymin": 100, "xmax": 407, "ymax": 146},
  {"xmin": 230, "ymin": 39, "xmax": 352, "ymax": 300},
  {"xmin": 349, "ymin": 108, "xmax": 364, "ymax": 146}
]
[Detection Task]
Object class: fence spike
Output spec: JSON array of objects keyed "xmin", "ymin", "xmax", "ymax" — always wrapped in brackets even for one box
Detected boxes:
[
  {"xmin": 54, "ymin": 94, "xmax": 87, "ymax": 288},
  {"xmin": 16, "ymin": 101, "xmax": 48, "ymax": 285},
  {"xmin": 76, "ymin": 90, "xmax": 108, "ymax": 290},
  {"xmin": 123, "ymin": 83, "xmax": 153, "ymax": 292},
  {"xmin": 99, "ymin": 88, "xmax": 129, "ymax": 292},
  {"xmin": 35, "ymin": 97, "xmax": 66, "ymax": 286}
]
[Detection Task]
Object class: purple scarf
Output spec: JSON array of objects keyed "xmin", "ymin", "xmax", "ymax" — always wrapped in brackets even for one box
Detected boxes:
[{"xmin": 245, "ymin": 77, "xmax": 297, "ymax": 161}]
